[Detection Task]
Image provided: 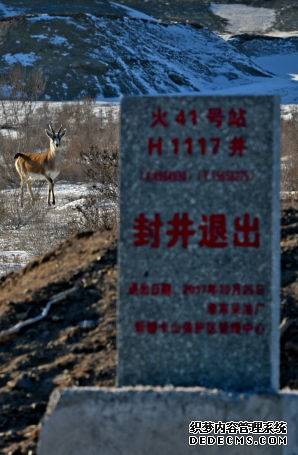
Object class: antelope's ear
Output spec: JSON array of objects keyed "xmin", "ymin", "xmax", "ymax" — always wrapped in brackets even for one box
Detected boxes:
[
  {"xmin": 60, "ymin": 129, "xmax": 67, "ymax": 138},
  {"xmin": 45, "ymin": 129, "xmax": 53, "ymax": 139}
]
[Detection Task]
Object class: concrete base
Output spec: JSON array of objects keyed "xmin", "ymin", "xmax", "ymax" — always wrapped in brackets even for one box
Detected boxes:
[{"xmin": 37, "ymin": 387, "xmax": 298, "ymax": 455}]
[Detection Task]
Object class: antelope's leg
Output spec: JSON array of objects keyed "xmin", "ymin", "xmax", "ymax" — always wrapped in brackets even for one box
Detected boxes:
[
  {"xmin": 26, "ymin": 178, "xmax": 35, "ymax": 205},
  {"xmin": 20, "ymin": 179, "xmax": 24, "ymax": 208},
  {"xmin": 51, "ymin": 181, "xmax": 55, "ymax": 205},
  {"xmin": 45, "ymin": 176, "xmax": 54, "ymax": 206}
]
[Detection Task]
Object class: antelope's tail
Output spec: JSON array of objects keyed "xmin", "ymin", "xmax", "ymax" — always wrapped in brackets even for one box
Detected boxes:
[{"xmin": 14, "ymin": 152, "xmax": 27, "ymax": 160}]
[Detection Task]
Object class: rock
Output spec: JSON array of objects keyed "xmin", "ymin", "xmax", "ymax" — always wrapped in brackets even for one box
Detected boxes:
[
  {"xmin": 168, "ymin": 73, "xmax": 187, "ymax": 85},
  {"xmin": 7, "ymin": 373, "xmax": 34, "ymax": 390}
]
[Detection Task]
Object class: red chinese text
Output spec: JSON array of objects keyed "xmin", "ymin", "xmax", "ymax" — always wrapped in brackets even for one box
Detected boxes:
[
  {"xmin": 148, "ymin": 136, "xmax": 247, "ymax": 156},
  {"xmin": 133, "ymin": 213, "xmax": 260, "ymax": 248},
  {"xmin": 150, "ymin": 107, "xmax": 247, "ymax": 128},
  {"xmin": 128, "ymin": 282, "xmax": 172, "ymax": 296},
  {"xmin": 135, "ymin": 320, "xmax": 265, "ymax": 335},
  {"xmin": 140, "ymin": 170, "xmax": 254, "ymax": 183},
  {"xmin": 183, "ymin": 283, "xmax": 265, "ymax": 296},
  {"xmin": 206, "ymin": 302, "xmax": 265, "ymax": 316}
]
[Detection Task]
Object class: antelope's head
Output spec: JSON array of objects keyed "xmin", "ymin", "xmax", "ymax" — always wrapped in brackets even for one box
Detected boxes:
[{"xmin": 45, "ymin": 124, "xmax": 67, "ymax": 148}]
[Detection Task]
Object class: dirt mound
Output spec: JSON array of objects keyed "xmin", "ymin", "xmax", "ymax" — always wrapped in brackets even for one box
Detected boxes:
[
  {"xmin": 1, "ymin": 201, "xmax": 298, "ymax": 454},
  {"xmin": 0, "ymin": 229, "xmax": 118, "ymax": 455}
]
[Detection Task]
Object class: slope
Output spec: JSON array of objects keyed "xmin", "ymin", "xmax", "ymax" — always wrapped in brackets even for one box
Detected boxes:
[
  {"xmin": 0, "ymin": 13, "xmax": 271, "ymax": 100},
  {"xmin": 210, "ymin": 34, "xmax": 298, "ymax": 104},
  {"xmin": 0, "ymin": 229, "xmax": 118, "ymax": 455}
]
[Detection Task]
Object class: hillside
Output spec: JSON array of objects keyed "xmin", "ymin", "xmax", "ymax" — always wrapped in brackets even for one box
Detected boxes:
[
  {"xmin": 0, "ymin": 229, "xmax": 118, "ymax": 455},
  {"xmin": 0, "ymin": 2, "xmax": 297, "ymax": 101},
  {"xmin": 0, "ymin": 13, "xmax": 271, "ymax": 101}
]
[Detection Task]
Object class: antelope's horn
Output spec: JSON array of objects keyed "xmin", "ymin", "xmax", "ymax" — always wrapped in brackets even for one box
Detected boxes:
[
  {"xmin": 49, "ymin": 124, "xmax": 55, "ymax": 134},
  {"xmin": 58, "ymin": 125, "xmax": 63, "ymax": 135}
]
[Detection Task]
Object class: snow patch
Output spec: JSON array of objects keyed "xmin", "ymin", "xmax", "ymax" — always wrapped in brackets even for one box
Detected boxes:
[
  {"xmin": 30, "ymin": 34, "xmax": 48, "ymax": 40},
  {"xmin": 49, "ymin": 35, "xmax": 69, "ymax": 46},
  {"xmin": 0, "ymin": 2, "xmax": 23, "ymax": 17},
  {"xmin": 211, "ymin": 4, "xmax": 276, "ymax": 34},
  {"xmin": 110, "ymin": 2, "xmax": 159, "ymax": 22},
  {"xmin": 2, "ymin": 52, "xmax": 40, "ymax": 66}
]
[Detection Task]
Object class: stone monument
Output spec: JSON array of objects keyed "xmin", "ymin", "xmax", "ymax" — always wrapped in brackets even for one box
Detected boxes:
[{"xmin": 119, "ymin": 95, "xmax": 280, "ymax": 391}]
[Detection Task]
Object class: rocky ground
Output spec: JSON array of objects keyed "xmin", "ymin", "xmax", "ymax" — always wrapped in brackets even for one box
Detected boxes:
[
  {"xmin": 0, "ymin": 200, "xmax": 297, "ymax": 454},
  {"xmin": 0, "ymin": 229, "xmax": 118, "ymax": 455}
]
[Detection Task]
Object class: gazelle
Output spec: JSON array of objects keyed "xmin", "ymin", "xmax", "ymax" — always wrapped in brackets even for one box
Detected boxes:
[{"xmin": 14, "ymin": 125, "xmax": 66, "ymax": 207}]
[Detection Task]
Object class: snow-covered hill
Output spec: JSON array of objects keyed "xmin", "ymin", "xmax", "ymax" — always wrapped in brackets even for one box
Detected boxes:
[
  {"xmin": 0, "ymin": 12, "xmax": 272, "ymax": 101},
  {"xmin": 0, "ymin": 1, "xmax": 297, "ymax": 104}
]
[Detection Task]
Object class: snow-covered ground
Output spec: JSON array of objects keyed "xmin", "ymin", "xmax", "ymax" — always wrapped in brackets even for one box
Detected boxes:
[
  {"xmin": 0, "ymin": 181, "xmax": 117, "ymax": 276},
  {"xmin": 110, "ymin": 1, "xmax": 160, "ymax": 22},
  {"xmin": 0, "ymin": 183, "xmax": 83, "ymax": 276},
  {"xmin": 211, "ymin": 3, "xmax": 276, "ymax": 35},
  {"xmin": 203, "ymin": 55, "xmax": 298, "ymax": 104}
]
